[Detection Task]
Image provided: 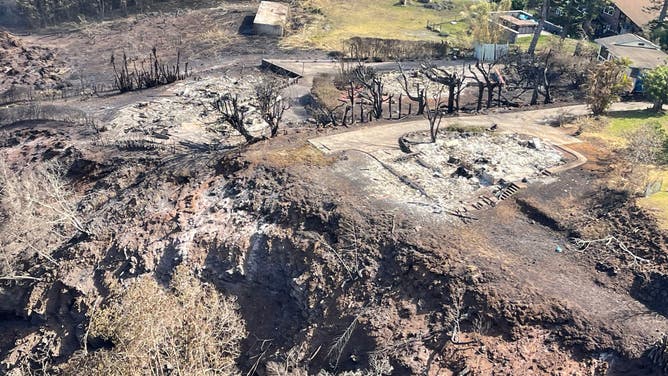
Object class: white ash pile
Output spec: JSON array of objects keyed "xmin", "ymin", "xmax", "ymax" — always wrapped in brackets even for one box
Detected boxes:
[
  {"xmin": 104, "ymin": 73, "xmax": 274, "ymax": 147},
  {"xmin": 387, "ymin": 131, "xmax": 565, "ymax": 209},
  {"xmin": 380, "ymin": 66, "xmax": 466, "ymax": 97},
  {"xmin": 380, "ymin": 70, "xmax": 438, "ymax": 97}
]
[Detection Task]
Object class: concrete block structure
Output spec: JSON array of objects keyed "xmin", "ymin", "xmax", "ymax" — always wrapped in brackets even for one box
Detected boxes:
[{"xmin": 253, "ymin": 1, "xmax": 289, "ymax": 37}]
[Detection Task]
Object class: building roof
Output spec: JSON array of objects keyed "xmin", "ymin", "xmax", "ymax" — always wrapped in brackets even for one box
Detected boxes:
[
  {"xmin": 612, "ymin": 0, "xmax": 660, "ymax": 28},
  {"xmin": 254, "ymin": 1, "xmax": 289, "ymax": 26},
  {"xmin": 498, "ymin": 14, "xmax": 537, "ymax": 27},
  {"xmin": 595, "ymin": 33, "xmax": 668, "ymax": 69}
]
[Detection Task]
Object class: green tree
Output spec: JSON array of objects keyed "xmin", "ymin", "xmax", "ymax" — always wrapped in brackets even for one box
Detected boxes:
[
  {"xmin": 510, "ymin": 0, "xmax": 527, "ymax": 10},
  {"xmin": 650, "ymin": 21, "xmax": 668, "ymax": 50},
  {"xmin": 551, "ymin": 0, "xmax": 610, "ymax": 38},
  {"xmin": 469, "ymin": 0, "xmax": 512, "ymax": 44},
  {"xmin": 644, "ymin": 65, "xmax": 668, "ymax": 112},
  {"xmin": 585, "ymin": 59, "xmax": 632, "ymax": 115}
]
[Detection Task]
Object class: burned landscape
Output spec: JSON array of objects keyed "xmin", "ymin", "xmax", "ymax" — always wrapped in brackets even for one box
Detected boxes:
[{"xmin": 2, "ymin": 0, "xmax": 668, "ymax": 375}]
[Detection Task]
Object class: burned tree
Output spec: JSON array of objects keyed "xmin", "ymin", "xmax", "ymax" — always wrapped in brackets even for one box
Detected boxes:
[
  {"xmin": 110, "ymin": 52, "xmax": 134, "ymax": 93},
  {"xmin": 354, "ymin": 64, "xmax": 387, "ymax": 120},
  {"xmin": 424, "ymin": 84, "xmax": 447, "ymax": 143},
  {"xmin": 505, "ymin": 51, "xmax": 555, "ymax": 106},
  {"xmin": 421, "ymin": 64, "xmax": 464, "ymax": 114},
  {"xmin": 213, "ymin": 94, "xmax": 258, "ymax": 144},
  {"xmin": 309, "ymin": 101, "xmax": 346, "ymax": 127},
  {"xmin": 397, "ymin": 64, "xmax": 427, "ymax": 115},
  {"xmin": 255, "ymin": 78, "xmax": 291, "ymax": 138},
  {"xmin": 467, "ymin": 64, "xmax": 484, "ymax": 111},
  {"xmin": 111, "ymin": 47, "xmax": 189, "ymax": 93},
  {"xmin": 344, "ymin": 81, "xmax": 358, "ymax": 125},
  {"xmin": 501, "ymin": 43, "xmax": 595, "ymax": 106},
  {"xmin": 468, "ymin": 61, "xmax": 504, "ymax": 111}
]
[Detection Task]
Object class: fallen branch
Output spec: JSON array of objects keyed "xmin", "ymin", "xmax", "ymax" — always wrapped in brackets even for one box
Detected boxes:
[
  {"xmin": 0, "ymin": 275, "xmax": 43, "ymax": 281},
  {"xmin": 327, "ymin": 315, "xmax": 358, "ymax": 369},
  {"xmin": 441, "ymin": 209, "xmax": 479, "ymax": 221},
  {"xmin": 82, "ymin": 297, "xmax": 101, "ymax": 354},
  {"xmin": 322, "ymin": 242, "xmax": 355, "ymax": 281},
  {"xmin": 570, "ymin": 235, "xmax": 651, "ymax": 268}
]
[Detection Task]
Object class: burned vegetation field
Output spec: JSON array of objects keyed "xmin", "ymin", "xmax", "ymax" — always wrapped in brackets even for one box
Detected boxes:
[{"xmin": 2, "ymin": 0, "xmax": 668, "ymax": 375}]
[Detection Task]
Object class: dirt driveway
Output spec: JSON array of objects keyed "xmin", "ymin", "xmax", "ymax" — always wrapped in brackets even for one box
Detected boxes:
[{"xmin": 308, "ymin": 101, "xmax": 650, "ymax": 154}]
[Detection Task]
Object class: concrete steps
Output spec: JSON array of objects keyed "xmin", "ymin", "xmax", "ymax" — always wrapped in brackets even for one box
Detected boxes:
[
  {"xmin": 455, "ymin": 182, "xmax": 527, "ymax": 223},
  {"xmin": 498, "ymin": 182, "xmax": 521, "ymax": 200}
]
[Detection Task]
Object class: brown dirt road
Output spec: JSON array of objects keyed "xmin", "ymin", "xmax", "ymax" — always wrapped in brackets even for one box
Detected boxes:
[{"xmin": 308, "ymin": 101, "xmax": 650, "ymax": 155}]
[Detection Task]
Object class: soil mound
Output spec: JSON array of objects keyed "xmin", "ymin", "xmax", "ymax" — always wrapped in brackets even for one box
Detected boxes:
[{"xmin": 0, "ymin": 32, "xmax": 66, "ymax": 97}]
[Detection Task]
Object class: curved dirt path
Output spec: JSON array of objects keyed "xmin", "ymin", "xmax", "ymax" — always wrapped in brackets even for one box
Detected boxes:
[{"xmin": 308, "ymin": 101, "xmax": 650, "ymax": 160}]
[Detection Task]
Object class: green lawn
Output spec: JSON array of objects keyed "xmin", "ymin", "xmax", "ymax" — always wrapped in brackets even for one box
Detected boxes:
[
  {"xmin": 605, "ymin": 109, "xmax": 668, "ymax": 135},
  {"xmin": 285, "ymin": 2, "xmax": 595, "ymax": 54},
  {"xmin": 584, "ymin": 109, "xmax": 668, "ymax": 145},
  {"xmin": 514, "ymin": 34, "xmax": 597, "ymax": 54},
  {"xmin": 283, "ymin": 0, "xmax": 472, "ymax": 50}
]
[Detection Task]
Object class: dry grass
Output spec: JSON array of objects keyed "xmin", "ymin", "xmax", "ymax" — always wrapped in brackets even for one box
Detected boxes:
[
  {"xmin": 62, "ymin": 265, "xmax": 246, "ymax": 376},
  {"xmin": 0, "ymin": 160, "xmax": 85, "ymax": 278},
  {"xmin": 254, "ymin": 143, "xmax": 335, "ymax": 168},
  {"xmin": 311, "ymin": 74, "xmax": 343, "ymax": 108},
  {"xmin": 638, "ymin": 169, "xmax": 668, "ymax": 230}
]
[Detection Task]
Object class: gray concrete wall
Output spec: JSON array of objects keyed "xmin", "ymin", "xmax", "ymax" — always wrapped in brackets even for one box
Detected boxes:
[{"xmin": 253, "ymin": 23, "xmax": 283, "ymax": 37}]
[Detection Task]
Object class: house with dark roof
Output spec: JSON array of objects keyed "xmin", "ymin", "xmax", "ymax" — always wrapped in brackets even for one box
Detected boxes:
[
  {"xmin": 599, "ymin": 0, "xmax": 663, "ymax": 35},
  {"xmin": 595, "ymin": 33, "xmax": 668, "ymax": 91}
]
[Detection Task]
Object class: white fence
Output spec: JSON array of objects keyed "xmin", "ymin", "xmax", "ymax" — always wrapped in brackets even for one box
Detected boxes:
[{"xmin": 474, "ymin": 43, "xmax": 509, "ymax": 62}]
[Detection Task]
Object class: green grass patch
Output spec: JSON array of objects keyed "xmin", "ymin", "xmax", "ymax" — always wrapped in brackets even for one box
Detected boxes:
[
  {"xmin": 514, "ymin": 35, "xmax": 596, "ymax": 54},
  {"xmin": 605, "ymin": 109, "xmax": 668, "ymax": 136},
  {"xmin": 284, "ymin": 0, "xmax": 471, "ymax": 50},
  {"xmin": 583, "ymin": 109, "xmax": 668, "ymax": 145},
  {"xmin": 640, "ymin": 190, "xmax": 668, "ymax": 228}
]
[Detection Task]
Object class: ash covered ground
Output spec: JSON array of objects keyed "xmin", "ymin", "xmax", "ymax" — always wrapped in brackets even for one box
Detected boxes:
[{"xmin": 1, "ymin": 5, "xmax": 668, "ymax": 375}]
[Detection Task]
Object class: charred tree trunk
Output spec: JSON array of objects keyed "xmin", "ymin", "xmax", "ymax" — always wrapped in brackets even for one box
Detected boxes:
[
  {"xmin": 398, "ymin": 64, "xmax": 426, "ymax": 115},
  {"xmin": 347, "ymin": 82, "xmax": 357, "ymax": 125},
  {"xmin": 486, "ymin": 84, "xmax": 495, "ymax": 109},
  {"xmin": 447, "ymin": 85, "xmax": 455, "ymax": 113},
  {"xmin": 530, "ymin": 82, "xmax": 540, "ymax": 106}
]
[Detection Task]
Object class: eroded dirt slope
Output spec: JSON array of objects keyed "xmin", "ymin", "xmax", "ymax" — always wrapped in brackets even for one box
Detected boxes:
[{"xmin": 1, "ymin": 110, "xmax": 667, "ymax": 375}]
